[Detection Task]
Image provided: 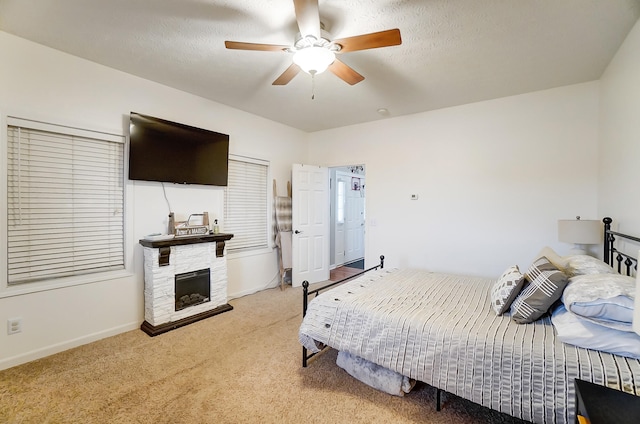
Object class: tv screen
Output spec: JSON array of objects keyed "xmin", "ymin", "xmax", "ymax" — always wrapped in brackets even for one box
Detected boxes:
[{"xmin": 128, "ymin": 112, "xmax": 229, "ymax": 186}]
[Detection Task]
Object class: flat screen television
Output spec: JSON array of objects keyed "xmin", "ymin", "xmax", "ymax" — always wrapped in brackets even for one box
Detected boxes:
[{"xmin": 128, "ymin": 112, "xmax": 229, "ymax": 186}]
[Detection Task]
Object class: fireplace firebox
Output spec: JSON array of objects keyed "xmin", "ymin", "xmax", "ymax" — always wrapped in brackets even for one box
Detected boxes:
[{"xmin": 175, "ymin": 268, "xmax": 211, "ymax": 311}]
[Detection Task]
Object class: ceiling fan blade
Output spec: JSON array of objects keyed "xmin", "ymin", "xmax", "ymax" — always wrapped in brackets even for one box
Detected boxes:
[
  {"xmin": 225, "ymin": 41, "xmax": 289, "ymax": 52},
  {"xmin": 273, "ymin": 63, "xmax": 301, "ymax": 85},
  {"xmin": 328, "ymin": 59, "xmax": 364, "ymax": 85},
  {"xmin": 293, "ymin": 0, "xmax": 321, "ymax": 39},
  {"xmin": 333, "ymin": 28, "xmax": 402, "ymax": 53}
]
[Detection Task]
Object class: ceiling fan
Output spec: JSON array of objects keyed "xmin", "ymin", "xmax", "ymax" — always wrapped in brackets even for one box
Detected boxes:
[{"xmin": 224, "ymin": 0, "xmax": 402, "ymax": 86}]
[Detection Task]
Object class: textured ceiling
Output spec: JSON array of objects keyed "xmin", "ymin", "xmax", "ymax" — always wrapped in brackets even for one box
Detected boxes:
[{"xmin": 1, "ymin": 0, "xmax": 639, "ymax": 132}]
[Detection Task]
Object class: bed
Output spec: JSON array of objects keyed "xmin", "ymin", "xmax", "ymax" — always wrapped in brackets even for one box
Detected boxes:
[{"xmin": 298, "ymin": 217, "xmax": 640, "ymax": 424}]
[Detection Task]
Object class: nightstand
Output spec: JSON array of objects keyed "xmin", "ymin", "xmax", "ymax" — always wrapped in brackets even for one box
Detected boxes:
[{"xmin": 575, "ymin": 379, "xmax": 640, "ymax": 423}]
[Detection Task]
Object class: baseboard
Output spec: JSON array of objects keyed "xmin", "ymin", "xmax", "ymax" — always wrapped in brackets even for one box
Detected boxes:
[
  {"xmin": 0, "ymin": 321, "xmax": 140, "ymax": 371},
  {"xmin": 228, "ymin": 285, "xmax": 275, "ymax": 299},
  {"xmin": 228, "ymin": 273, "xmax": 281, "ymax": 299}
]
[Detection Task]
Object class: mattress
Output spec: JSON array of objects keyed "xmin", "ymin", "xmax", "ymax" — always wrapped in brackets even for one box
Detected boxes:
[{"xmin": 299, "ymin": 268, "xmax": 640, "ymax": 424}]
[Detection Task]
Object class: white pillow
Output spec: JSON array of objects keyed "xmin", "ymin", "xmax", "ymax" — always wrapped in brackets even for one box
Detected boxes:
[
  {"xmin": 533, "ymin": 246, "xmax": 568, "ymax": 271},
  {"xmin": 551, "ymin": 305, "xmax": 640, "ymax": 359},
  {"xmin": 563, "ymin": 255, "xmax": 616, "ymax": 277},
  {"xmin": 562, "ymin": 273, "xmax": 635, "ymax": 331}
]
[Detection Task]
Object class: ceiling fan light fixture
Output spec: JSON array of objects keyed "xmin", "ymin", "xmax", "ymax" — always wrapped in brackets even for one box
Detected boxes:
[
  {"xmin": 293, "ymin": 46, "xmax": 335, "ymax": 75},
  {"xmin": 225, "ymin": 1, "xmax": 401, "ymax": 86}
]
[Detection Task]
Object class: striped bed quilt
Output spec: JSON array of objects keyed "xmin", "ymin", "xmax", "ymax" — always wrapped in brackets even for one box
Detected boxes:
[{"xmin": 298, "ymin": 268, "xmax": 640, "ymax": 424}]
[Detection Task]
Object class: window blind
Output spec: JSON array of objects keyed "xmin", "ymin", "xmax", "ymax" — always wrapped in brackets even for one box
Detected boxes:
[
  {"xmin": 6, "ymin": 118, "xmax": 125, "ymax": 284},
  {"xmin": 224, "ymin": 157, "xmax": 268, "ymax": 251}
]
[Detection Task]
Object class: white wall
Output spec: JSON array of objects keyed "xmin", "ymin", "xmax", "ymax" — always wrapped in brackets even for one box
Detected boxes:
[
  {"xmin": 308, "ymin": 82, "xmax": 600, "ymax": 277},
  {"xmin": 0, "ymin": 32, "xmax": 307, "ymax": 370},
  {"xmin": 598, "ymin": 18, "xmax": 640, "ymax": 238},
  {"xmin": 597, "ymin": 16, "xmax": 640, "ymax": 339}
]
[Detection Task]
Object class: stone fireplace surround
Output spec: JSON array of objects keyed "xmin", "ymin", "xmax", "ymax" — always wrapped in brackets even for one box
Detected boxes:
[{"xmin": 139, "ymin": 233, "xmax": 233, "ymax": 336}]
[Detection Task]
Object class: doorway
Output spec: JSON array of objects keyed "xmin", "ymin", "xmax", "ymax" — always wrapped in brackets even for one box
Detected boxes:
[{"xmin": 330, "ymin": 166, "xmax": 365, "ymax": 270}]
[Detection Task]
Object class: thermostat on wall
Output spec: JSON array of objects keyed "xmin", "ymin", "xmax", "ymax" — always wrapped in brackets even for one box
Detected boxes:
[{"xmin": 410, "ymin": 194, "xmax": 419, "ymax": 200}]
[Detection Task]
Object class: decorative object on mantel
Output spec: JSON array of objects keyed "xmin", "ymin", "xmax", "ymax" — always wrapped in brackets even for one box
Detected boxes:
[
  {"xmin": 558, "ymin": 216, "xmax": 601, "ymax": 255},
  {"xmin": 168, "ymin": 211, "xmax": 210, "ymax": 237}
]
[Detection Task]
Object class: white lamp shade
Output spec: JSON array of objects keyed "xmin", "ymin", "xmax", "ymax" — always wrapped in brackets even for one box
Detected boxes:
[
  {"xmin": 558, "ymin": 219, "xmax": 601, "ymax": 245},
  {"xmin": 293, "ymin": 47, "xmax": 335, "ymax": 74}
]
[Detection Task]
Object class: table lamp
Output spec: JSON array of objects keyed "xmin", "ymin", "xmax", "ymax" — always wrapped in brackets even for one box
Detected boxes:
[{"xmin": 558, "ymin": 216, "xmax": 601, "ymax": 255}]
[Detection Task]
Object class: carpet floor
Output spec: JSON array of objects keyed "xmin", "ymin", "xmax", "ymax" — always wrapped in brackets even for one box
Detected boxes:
[{"xmin": 0, "ymin": 282, "xmax": 529, "ymax": 424}]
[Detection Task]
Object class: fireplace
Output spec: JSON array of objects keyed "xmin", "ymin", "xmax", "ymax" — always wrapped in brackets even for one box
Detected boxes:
[{"xmin": 139, "ymin": 233, "xmax": 234, "ymax": 336}]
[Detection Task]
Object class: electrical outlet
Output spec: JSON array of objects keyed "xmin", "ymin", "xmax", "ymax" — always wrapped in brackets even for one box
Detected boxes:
[
  {"xmin": 410, "ymin": 194, "xmax": 419, "ymax": 200},
  {"xmin": 7, "ymin": 318, "xmax": 22, "ymax": 335}
]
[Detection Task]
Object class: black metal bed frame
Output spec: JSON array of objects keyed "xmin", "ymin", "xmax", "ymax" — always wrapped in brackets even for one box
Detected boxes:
[
  {"xmin": 603, "ymin": 217, "xmax": 639, "ymax": 276},
  {"xmin": 301, "ymin": 255, "xmax": 384, "ymax": 368},
  {"xmin": 299, "ymin": 218, "xmax": 639, "ymax": 412}
]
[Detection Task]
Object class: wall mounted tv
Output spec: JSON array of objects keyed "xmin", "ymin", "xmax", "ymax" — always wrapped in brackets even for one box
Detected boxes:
[{"xmin": 128, "ymin": 112, "xmax": 229, "ymax": 186}]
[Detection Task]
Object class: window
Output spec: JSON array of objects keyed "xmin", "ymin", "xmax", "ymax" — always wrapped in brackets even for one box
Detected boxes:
[
  {"xmin": 6, "ymin": 117, "xmax": 125, "ymax": 285},
  {"xmin": 224, "ymin": 156, "xmax": 269, "ymax": 252}
]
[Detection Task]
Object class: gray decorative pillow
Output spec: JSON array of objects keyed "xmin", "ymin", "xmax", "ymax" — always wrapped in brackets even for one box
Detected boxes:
[
  {"xmin": 511, "ymin": 256, "xmax": 569, "ymax": 324},
  {"xmin": 490, "ymin": 265, "xmax": 526, "ymax": 315}
]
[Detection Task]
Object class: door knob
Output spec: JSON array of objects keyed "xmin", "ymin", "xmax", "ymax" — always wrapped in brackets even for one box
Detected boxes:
[{"xmin": 294, "ymin": 230, "xmax": 302, "ymax": 234}]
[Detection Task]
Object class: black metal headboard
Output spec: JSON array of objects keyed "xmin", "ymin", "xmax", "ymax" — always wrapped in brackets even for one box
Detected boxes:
[{"xmin": 603, "ymin": 217, "xmax": 640, "ymax": 276}]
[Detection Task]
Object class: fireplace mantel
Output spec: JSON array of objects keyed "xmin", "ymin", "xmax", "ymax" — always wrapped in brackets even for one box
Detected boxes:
[{"xmin": 139, "ymin": 233, "xmax": 233, "ymax": 249}]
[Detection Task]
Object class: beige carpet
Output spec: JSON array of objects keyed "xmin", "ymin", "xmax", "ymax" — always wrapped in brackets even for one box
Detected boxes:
[{"xmin": 0, "ymin": 283, "xmax": 529, "ymax": 424}]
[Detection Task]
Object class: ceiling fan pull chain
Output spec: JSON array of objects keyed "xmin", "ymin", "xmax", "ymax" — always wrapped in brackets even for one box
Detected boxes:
[{"xmin": 311, "ymin": 72, "xmax": 316, "ymax": 100}]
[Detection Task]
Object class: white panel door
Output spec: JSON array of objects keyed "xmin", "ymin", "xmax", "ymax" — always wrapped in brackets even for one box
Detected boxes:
[
  {"xmin": 292, "ymin": 164, "xmax": 330, "ymax": 287},
  {"xmin": 334, "ymin": 176, "xmax": 347, "ymax": 266},
  {"xmin": 344, "ymin": 176, "xmax": 365, "ymax": 263}
]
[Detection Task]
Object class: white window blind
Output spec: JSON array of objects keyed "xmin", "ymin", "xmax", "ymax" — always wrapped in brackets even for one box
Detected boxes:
[
  {"xmin": 224, "ymin": 157, "xmax": 268, "ymax": 251},
  {"xmin": 6, "ymin": 118, "xmax": 125, "ymax": 284}
]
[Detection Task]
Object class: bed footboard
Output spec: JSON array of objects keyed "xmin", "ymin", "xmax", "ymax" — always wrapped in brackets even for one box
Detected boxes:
[{"xmin": 301, "ymin": 255, "xmax": 385, "ymax": 367}]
